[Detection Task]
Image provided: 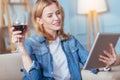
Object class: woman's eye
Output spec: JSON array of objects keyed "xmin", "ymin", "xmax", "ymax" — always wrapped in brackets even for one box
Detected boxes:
[
  {"xmin": 56, "ymin": 11, "xmax": 61, "ymax": 15},
  {"xmin": 47, "ymin": 15, "xmax": 52, "ymax": 18}
]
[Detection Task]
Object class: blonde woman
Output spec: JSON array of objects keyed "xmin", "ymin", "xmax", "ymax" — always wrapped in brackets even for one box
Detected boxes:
[{"xmin": 11, "ymin": 0, "xmax": 117, "ymax": 80}]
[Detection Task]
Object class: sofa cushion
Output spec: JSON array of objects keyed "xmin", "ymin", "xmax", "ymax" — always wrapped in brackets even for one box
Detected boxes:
[{"xmin": 81, "ymin": 65, "xmax": 120, "ymax": 80}]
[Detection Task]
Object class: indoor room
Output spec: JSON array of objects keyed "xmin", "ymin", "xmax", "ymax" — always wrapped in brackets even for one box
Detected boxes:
[{"xmin": 0, "ymin": 0, "xmax": 120, "ymax": 80}]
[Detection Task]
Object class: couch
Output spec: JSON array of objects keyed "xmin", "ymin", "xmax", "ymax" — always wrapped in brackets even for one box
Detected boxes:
[
  {"xmin": 1, "ymin": 53, "xmax": 120, "ymax": 80},
  {"xmin": 81, "ymin": 65, "xmax": 120, "ymax": 80},
  {"xmin": 0, "ymin": 53, "xmax": 23, "ymax": 80}
]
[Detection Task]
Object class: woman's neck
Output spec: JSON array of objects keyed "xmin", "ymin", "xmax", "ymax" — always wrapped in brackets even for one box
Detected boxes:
[
  {"xmin": 52, "ymin": 33, "xmax": 57, "ymax": 39},
  {"xmin": 48, "ymin": 31, "xmax": 57, "ymax": 40}
]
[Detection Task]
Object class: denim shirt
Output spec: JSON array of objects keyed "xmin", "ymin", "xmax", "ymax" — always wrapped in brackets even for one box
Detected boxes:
[{"xmin": 22, "ymin": 34, "xmax": 88, "ymax": 80}]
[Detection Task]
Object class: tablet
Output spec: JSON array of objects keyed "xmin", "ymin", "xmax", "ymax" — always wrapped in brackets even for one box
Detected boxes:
[{"xmin": 83, "ymin": 32, "xmax": 120, "ymax": 70}]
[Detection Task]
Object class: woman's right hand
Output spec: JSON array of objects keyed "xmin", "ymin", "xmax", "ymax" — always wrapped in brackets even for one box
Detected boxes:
[{"xmin": 10, "ymin": 27, "xmax": 27, "ymax": 47}]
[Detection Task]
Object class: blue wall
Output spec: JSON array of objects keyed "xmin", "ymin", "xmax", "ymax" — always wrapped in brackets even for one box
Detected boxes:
[{"xmin": 59, "ymin": 0, "xmax": 120, "ymax": 53}]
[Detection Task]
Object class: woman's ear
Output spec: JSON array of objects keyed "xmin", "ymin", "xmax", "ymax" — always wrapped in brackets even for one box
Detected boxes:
[{"xmin": 37, "ymin": 17, "xmax": 43, "ymax": 24}]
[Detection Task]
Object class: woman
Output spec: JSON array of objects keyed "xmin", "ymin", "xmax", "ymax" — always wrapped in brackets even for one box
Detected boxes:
[{"xmin": 11, "ymin": 0, "xmax": 117, "ymax": 80}]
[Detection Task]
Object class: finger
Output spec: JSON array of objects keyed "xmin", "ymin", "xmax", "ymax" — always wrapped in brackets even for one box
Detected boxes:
[
  {"xmin": 109, "ymin": 43, "xmax": 117, "ymax": 58},
  {"xmin": 109, "ymin": 43, "xmax": 114, "ymax": 53},
  {"xmin": 10, "ymin": 27, "xmax": 14, "ymax": 32},
  {"xmin": 99, "ymin": 58, "xmax": 111, "ymax": 67},
  {"xmin": 12, "ymin": 37, "xmax": 18, "ymax": 43},
  {"xmin": 12, "ymin": 35, "xmax": 25, "ymax": 43},
  {"xmin": 103, "ymin": 50, "xmax": 112, "ymax": 58},
  {"xmin": 99, "ymin": 55, "xmax": 110, "ymax": 62},
  {"xmin": 99, "ymin": 55, "xmax": 116, "ymax": 67},
  {"xmin": 12, "ymin": 33, "xmax": 24, "ymax": 39},
  {"xmin": 12, "ymin": 35, "xmax": 18, "ymax": 43},
  {"xmin": 14, "ymin": 34, "xmax": 24, "ymax": 39},
  {"xmin": 12, "ymin": 31, "xmax": 22, "ymax": 35},
  {"xmin": 99, "ymin": 58, "xmax": 108, "ymax": 64}
]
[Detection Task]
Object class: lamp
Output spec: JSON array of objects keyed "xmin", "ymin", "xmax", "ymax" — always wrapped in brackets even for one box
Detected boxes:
[{"xmin": 77, "ymin": 0, "xmax": 107, "ymax": 50}]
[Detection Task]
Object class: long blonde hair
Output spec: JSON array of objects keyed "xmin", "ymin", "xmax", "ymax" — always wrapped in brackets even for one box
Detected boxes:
[{"xmin": 32, "ymin": 0, "xmax": 69, "ymax": 41}]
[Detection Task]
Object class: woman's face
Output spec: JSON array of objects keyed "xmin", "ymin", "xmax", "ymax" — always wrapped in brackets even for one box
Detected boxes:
[{"xmin": 38, "ymin": 3, "xmax": 62, "ymax": 34}]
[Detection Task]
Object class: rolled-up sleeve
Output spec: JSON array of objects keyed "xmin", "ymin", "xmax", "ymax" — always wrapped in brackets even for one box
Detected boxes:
[{"xmin": 21, "ymin": 61, "xmax": 42, "ymax": 80}]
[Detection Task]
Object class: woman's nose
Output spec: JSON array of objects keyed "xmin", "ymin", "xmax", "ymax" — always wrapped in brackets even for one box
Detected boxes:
[{"xmin": 53, "ymin": 14, "xmax": 59, "ymax": 20}]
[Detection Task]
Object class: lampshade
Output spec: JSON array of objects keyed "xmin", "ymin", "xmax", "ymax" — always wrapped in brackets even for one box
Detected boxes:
[{"xmin": 77, "ymin": 0, "xmax": 107, "ymax": 14}]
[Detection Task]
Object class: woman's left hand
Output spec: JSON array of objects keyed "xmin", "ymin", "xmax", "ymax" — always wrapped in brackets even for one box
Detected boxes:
[{"xmin": 99, "ymin": 43, "xmax": 117, "ymax": 68}]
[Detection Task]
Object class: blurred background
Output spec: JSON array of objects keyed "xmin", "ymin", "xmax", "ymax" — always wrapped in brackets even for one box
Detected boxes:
[{"xmin": 0, "ymin": 0, "xmax": 120, "ymax": 54}]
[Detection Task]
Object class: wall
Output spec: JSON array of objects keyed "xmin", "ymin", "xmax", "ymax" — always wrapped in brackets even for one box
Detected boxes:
[
  {"xmin": 1, "ymin": 0, "xmax": 120, "ymax": 53},
  {"xmin": 59, "ymin": 0, "xmax": 120, "ymax": 53}
]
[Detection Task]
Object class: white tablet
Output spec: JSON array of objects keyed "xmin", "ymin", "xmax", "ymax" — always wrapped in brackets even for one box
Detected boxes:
[{"xmin": 83, "ymin": 32, "xmax": 120, "ymax": 70}]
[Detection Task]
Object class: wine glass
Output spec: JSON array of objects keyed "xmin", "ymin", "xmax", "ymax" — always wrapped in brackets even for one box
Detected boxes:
[{"xmin": 12, "ymin": 12, "xmax": 28, "ymax": 52}]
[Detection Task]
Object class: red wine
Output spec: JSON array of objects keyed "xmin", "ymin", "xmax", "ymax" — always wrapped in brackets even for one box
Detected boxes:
[{"xmin": 13, "ymin": 25, "xmax": 27, "ymax": 33}]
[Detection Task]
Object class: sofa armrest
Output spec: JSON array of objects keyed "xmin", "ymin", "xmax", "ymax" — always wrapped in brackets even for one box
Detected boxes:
[{"xmin": 0, "ymin": 53, "xmax": 23, "ymax": 80}]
